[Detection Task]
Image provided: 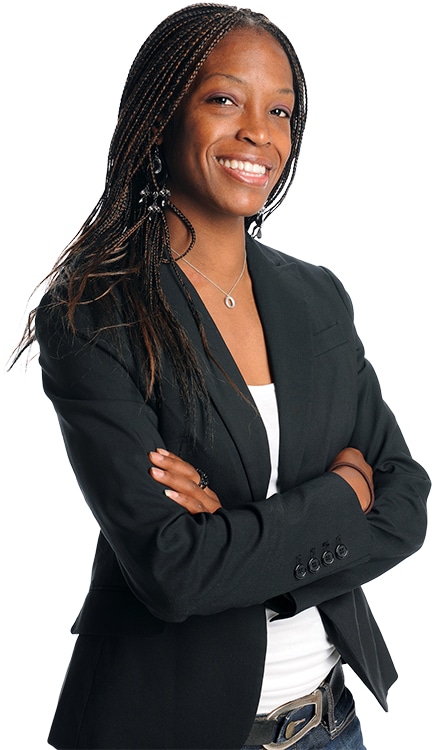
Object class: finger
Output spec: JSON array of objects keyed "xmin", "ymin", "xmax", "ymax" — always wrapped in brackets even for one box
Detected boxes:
[
  {"xmin": 148, "ymin": 450, "xmax": 220, "ymax": 511},
  {"xmin": 150, "ymin": 450, "xmax": 205, "ymax": 488},
  {"xmin": 149, "ymin": 450, "xmax": 199, "ymax": 483},
  {"xmin": 149, "ymin": 465, "xmax": 205, "ymax": 500},
  {"xmin": 164, "ymin": 489, "xmax": 220, "ymax": 514},
  {"xmin": 150, "ymin": 463, "xmax": 222, "ymax": 513},
  {"xmin": 203, "ymin": 487, "xmax": 219, "ymax": 502}
]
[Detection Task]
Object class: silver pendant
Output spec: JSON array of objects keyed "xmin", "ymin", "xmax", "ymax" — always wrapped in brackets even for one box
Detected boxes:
[{"xmin": 224, "ymin": 295, "xmax": 236, "ymax": 309}]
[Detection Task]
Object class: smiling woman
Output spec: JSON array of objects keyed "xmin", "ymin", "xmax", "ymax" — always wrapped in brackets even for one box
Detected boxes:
[{"xmin": 12, "ymin": 4, "xmax": 429, "ymax": 750}]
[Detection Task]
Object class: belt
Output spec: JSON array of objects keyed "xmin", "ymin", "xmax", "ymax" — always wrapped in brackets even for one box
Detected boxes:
[{"xmin": 246, "ymin": 660, "xmax": 344, "ymax": 749}]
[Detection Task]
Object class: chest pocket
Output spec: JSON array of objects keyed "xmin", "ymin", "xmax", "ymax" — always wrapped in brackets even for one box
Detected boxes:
[{"xmin": 313, "ymin": 321, "xmax": 348, "ymax": 358}]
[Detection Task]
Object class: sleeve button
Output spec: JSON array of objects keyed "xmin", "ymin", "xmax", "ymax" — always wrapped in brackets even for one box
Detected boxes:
[
  {"xmin": 308, "ymin": 557, "xmax": 321, "ymax": 573},
  {"xmin": 335, "ymin": 543, "xmax": 348, "ymax": 559},
  {"xmin": 322, "ymin": 550, "xmax": 335, "ymax": 566},
  {"xmin": 294, "ymin": 563, "xmax": 307, "ymax": 580}
]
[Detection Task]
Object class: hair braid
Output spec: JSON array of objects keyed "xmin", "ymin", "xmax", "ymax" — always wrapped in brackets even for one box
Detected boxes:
[{"xmin": 14, "ymin": 4, "xmax": 307, "ymax": 433}]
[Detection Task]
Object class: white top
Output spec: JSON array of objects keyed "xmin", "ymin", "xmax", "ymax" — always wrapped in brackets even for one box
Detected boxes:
[{"xmin": 248, "ymin": 384, "xmax": 339, "ymax": 713}]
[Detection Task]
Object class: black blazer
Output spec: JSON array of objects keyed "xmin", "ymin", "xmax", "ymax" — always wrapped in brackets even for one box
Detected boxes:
[{"xmin": 37, "ymin": 237, "xmax": 429, "ymax": 750}]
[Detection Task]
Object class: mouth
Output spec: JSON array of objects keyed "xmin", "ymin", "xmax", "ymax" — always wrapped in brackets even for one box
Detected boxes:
[{"xmin": 217, "ymin": 158, "xmax": 268, "ymax": 176}]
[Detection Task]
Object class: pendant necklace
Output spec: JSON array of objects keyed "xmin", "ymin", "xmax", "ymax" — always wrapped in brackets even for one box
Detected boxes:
[{"xmin": 172, "ymin": 248, "xmax": 247, "ymax": 309}]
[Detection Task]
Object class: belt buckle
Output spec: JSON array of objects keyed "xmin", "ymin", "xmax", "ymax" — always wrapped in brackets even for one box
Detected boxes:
[{"xmin": 262, "ymin": 689, "xmax": 323, "ymax": 750}]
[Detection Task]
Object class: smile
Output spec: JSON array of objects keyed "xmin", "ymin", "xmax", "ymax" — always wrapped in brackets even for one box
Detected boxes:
[{"xmin": 217, "ymin": 158, "xmax": 267, "ymax": 175}]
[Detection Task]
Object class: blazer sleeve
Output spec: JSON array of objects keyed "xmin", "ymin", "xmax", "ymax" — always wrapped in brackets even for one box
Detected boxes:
[
  {"xmin": 36, "ymin": 295, "xmax": 381, "ymax": 623},
  {"xmin": 283, "ymin": 269, "xmax": 429, "ymax": 614}
]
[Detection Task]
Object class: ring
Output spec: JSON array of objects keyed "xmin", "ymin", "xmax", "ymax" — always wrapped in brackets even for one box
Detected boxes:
[{"xmin": 195, "ymin": 467, "xmax": 209, "ymax": 490}]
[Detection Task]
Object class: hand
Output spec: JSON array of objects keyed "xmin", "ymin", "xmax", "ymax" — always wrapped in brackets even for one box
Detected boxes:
[
  {"xmin": 329, "ymin": 447, "xmax": 374, "ymax": 513},
  {"xmin": 149, "ymin": 448, "xmax": 222, "ymax": 514}
]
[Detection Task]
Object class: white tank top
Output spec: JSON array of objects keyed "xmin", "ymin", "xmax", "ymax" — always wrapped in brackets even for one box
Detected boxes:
[{"xmin": 248, "ymin": 384, "xmax": 339, "ymax": 713}]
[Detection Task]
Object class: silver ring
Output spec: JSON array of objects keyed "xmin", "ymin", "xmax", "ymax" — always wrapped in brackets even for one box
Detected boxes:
[{"xmin": 195, "ymin": 467, "xmax": 209, "ymax": 489}]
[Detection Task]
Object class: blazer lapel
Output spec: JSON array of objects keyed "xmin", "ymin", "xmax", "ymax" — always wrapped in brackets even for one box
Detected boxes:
[
  {"xmin": 160, "ymin": 261, "xmax": 271, "ymax": 503},
  {"xmin": 247, "ymin": 237, "xmax": 314, "ymax": 491}
]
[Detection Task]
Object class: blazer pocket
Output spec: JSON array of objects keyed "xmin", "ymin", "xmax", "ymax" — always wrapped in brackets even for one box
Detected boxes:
[
  {"xmin": 71, "ymin": 587, "xmax": 167, "ymax": 636},
  {"xmin": 313, "ymin": 322, "xmax": 348, "ymax": 357}
]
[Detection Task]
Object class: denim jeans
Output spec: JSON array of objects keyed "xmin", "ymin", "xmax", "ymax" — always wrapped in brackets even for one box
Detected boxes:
[{"xmin": 242, "ymin": 686, "xmax": 366, "ymax": 749}]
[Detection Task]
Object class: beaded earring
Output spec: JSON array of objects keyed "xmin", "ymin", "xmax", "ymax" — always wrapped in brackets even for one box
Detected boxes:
[
  {"xmin": 251, "ymin": 209, "xmax": 264, "ymax": 239},
  {"xmin": 139, "ymin": 145, "xmax": 171, "ymax": 215}
]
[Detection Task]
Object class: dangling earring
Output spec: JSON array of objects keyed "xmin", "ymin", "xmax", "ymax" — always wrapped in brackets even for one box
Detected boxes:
[
  {"xmin": 153, "ymin": 145, "xmax": 163, "ymax": 176},
  {"xmin": 252, "ymin": 209, "xmax": 264, "ymax": 239},
  {"xmin": 139, "ymin": 145, "xmax": 170, "ymax": 215}
]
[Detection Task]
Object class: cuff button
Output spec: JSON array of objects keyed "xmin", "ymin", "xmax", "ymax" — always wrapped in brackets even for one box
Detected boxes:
[
  {"xmin": 294, "ymin": 563, "xmax": 307, "ymax": 580},
  {"xmin": 322, "ymin": 550, "xmax": 335, "ymax": 566},
  {"xmin": 308, "ymin": 557, "xmax": 321, "ymax": 573},
  {"xmin": 335, "ymin": 543, "xmax": 348, "ymax": 559}
]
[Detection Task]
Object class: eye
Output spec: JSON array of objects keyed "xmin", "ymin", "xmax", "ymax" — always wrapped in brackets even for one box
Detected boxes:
[
  {"xmin": 208, "ymin": 95, "xmax": 235, "ymax": 106},
  {"xmin": 271, "ymin": 107, "xmax": 291, "ymax": 119}
]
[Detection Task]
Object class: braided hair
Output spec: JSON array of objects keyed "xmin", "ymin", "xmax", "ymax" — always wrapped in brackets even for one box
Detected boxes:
[{"xmin": 16, "ymin": 3, "xmax": 307, "ymax": 427}]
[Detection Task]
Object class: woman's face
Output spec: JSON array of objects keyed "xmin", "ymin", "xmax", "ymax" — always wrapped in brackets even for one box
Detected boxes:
[{"xmin": 161, "ymin": 27, "xmax": 295, "ymax": 226}]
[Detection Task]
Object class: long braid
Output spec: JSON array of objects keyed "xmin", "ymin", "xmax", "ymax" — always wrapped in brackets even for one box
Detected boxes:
[{"xmin": 13, "ymin": 4, "xmax": 307, "ymax": 431}]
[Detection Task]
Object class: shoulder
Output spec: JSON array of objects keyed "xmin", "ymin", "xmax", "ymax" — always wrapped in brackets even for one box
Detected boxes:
[
  {"xmin": 247, "ymin": 236, "xmax": 354, "ymax": 318},
  {"xmin": 35, "ymin": 282, "xmax": 131, "ymax": 362}
]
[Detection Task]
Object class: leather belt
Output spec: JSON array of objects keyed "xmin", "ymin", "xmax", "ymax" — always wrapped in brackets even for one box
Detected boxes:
[{"xmin": 246, "ymin": 660, "xmax": 344, "ymax": 749}]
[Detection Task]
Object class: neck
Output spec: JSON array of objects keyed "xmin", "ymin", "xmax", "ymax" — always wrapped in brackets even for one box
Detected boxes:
[{"xmin": 165, "ymin": 205, "xmax": 247, "ymax": 272}]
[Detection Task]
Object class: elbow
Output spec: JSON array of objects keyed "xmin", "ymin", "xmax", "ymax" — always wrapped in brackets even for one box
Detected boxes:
[
  {"xmin": 123, "ymin": 566, "xmax": 201, "ymax": 624},
  {"xmin": 411, "ymin": 505, "xmax": 428, "ymax": 554},
  {"xmin": 146, "ymin": 598, "xmax": 195, "ymax": 624},
  {"xmin": 393, "ymin": 493, "xmax": 428, "ymax": 561},
  {"xmin": 409, "ymin": 479, "xmax": 429, "ymax": 553},
  {"xmin": 374, "ymin": 469, "xmax": 430, "ymax": 559}
]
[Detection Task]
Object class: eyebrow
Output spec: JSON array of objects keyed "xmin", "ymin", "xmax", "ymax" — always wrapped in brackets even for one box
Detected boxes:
[{"xmin": 201, "ymin": 72, "xmax": 294, "ymax": 96}]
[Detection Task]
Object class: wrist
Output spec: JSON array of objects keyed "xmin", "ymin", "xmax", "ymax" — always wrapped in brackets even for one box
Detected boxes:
[{"xmin": 330, "ymin": 463, "xmax": 374, "ymax": 513}]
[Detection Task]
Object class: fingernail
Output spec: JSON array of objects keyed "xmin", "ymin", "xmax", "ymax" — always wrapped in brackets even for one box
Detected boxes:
[
  {"xmin": 151, "ymin": 468, "xmax": 164, "ymax": 478},
  {"xmin": 164, "ymin": 490, "xmax": 179, "ymax": 499},
  {"xmin": 156, "ymin": 448, "xmax": 170, "ymax": 456}
]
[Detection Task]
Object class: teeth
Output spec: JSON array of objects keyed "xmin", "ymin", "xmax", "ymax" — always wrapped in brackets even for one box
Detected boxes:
[{"xmin": 218, "ymin": 158, "xmax": 266, "ymax": 175}]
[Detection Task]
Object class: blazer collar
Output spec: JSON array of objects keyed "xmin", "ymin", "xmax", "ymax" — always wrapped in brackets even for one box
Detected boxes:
[{"xmin": 161, "ymin": 236, "xmax": 313, "ymax": 498}]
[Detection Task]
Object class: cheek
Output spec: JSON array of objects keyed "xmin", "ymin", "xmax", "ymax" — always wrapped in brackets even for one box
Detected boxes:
[
  {"xmin": 280, "ymin": 128, "xmax": 293, "ymax": 168},
  {"xmin": 271, "ymin": 135, "xmax": 292, "ymax": 186},
  {"xmin": 164, "ymin": 121, "xmax": 207, "ymax": 175},
  {"xmin": 282, "ymin": 126, "xmax": 293, "ymax": 161}
]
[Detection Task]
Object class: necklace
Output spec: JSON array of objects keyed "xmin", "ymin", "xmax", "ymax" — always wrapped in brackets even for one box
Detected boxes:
[{"xmin": 173, "ymin": 248, "xmax": 247, "ymax": 309}]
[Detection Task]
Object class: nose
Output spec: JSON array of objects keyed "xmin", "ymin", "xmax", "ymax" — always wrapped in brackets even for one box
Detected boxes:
[{"xmin": 236, "ymin": 108, "xmax": 271, "ymax": 146}]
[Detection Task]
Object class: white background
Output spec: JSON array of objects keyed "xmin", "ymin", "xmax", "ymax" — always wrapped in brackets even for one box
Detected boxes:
[{"xmin": 2, "ymin": 1, "xmax": 431, "ymax": 748}]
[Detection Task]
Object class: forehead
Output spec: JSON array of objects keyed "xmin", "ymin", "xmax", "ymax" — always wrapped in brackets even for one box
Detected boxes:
[{"xmin": 193, "ymin": 27, "xmax": 293, "ymax": 88}]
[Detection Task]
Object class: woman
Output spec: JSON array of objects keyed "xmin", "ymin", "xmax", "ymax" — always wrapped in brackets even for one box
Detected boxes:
[{"xmin": 17, "ymin": 4, "xmax": 429, "ymax": 749}]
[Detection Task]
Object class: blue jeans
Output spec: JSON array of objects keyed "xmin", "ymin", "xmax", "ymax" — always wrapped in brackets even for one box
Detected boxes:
[{"xmin": 242, "ymin": 686, "xmax": 366, "ymax": 749}]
